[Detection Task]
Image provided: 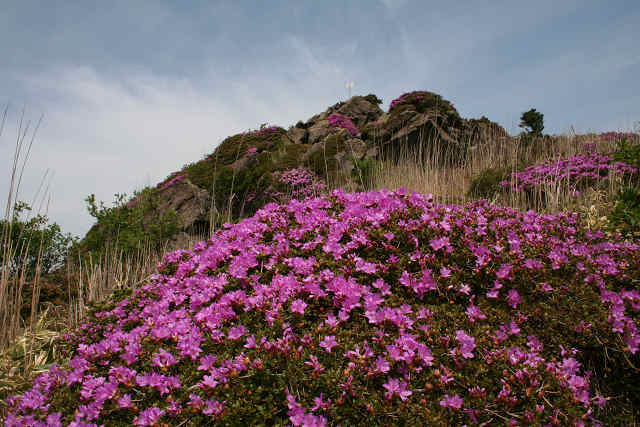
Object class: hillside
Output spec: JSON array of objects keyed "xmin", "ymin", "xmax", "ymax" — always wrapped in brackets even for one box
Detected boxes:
[
  {"xmin": 80, "ymin": 91, "xmax": 509, "ymax": 255},
  {"xmin": 2, "ymin": 89, "xmax": 640, "ymax": 426}
]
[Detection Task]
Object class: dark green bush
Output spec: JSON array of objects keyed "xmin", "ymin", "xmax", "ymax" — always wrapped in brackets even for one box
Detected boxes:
[
  {"xmin": 612, "ymin": 137, "xmax": 640, "ymax": 172},
  {"xmin": 350, "ymin": 156, "xmax": 381, "ymax": 189},
  {"xmin": 363, "ymin": 94, "xmax": 383, "ymax": 106},
  {"xmin": 307, "ymin": 134, "xmax": 347, "ymax": 180},
  {"xmin": 466, "ymin": 167, "xmax": 509, "ymax": 200},
  {"xmin": 519, "ymin": 108, "xmax": 544, "ymax": 137},
  {"xmin": 608, "ymin": 186, "xmax": 640, "ymax": 238},
  {"xmin": 213, "ymin": 165, "xmax": 273, "ymax": 220},
  {"xmin": 0, "ymin": 201, "xmax": 77, "ymax": 279}
]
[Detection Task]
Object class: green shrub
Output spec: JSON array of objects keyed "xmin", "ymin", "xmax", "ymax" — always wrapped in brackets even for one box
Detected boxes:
[
  {"xmin": 307, "ymin": 134, "xmax": 347, "ymax": 179},
  {"xmin": 389, "ymin": 91, "xmax": 456, "ymax": 117},
  {"xmin": 466, "ymin": 167, "xmax": 509, "ymax": 200},
  {"xmin": 608, "ymin": 186, "xmax": 640, "ymax": 238},
  {"xmin": 518, "ymin": 108, "xmax": 544, "ymax": 137},
  {"xmin": 350, "ymin": 156, "xmax": 381, "ymax": 188},
  {"xmin": 80, "ymin": 189, "xmax": 179, "ymax": 258},
  {"xmin": 612, "ymin": 137, "xmax": 640, "ymax": 172},
  {"xmin": 0, "ymin": 201, "xmax": 77, "ymax": 279},
  {"xmin": 213, "ymin": 165, "xmax": 273, "ymax": 219}
]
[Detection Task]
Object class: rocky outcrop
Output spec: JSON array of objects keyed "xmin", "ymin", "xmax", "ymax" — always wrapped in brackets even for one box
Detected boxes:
[
  {"xmin": 366, "ymin": 91, "xmax": 508, "ymax": 166},
  {"xmin": 150, "ymin": 178, "xmax": 213, "ymax": 233},
  {"xmin": 301, "ymin": 96, "xmax": 384, "ymax": 145},
  {"xmin": 84, "ymin": 90, "xmax": 508, "ymax": 245}
]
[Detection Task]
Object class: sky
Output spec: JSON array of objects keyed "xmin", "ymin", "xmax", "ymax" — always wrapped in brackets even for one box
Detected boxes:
[{"xmin": 1, "ymin": 0, "xmax": 639, "ymax": 238}]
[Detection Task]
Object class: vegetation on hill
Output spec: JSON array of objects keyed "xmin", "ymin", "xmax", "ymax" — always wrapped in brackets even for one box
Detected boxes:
[{"xmin": 2, "ymin": 93, "xmax": 640, "ymax": 425}]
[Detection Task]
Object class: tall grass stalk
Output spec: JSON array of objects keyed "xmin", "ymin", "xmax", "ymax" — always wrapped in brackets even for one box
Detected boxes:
[{"xmin": 0, "ymin": 107, "xmax": 47, "ymax": 352}]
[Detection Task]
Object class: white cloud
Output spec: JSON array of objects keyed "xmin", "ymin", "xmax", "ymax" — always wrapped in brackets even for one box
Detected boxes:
[
  {"xmin": 1, "ymin": 44, "xmax": 351, "ymax": 237},
  {"xmin": 378, "ymin": 0, "xmax": 410, "ymax": 11}
]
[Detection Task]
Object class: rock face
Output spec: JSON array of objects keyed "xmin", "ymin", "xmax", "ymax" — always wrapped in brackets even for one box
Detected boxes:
[
  {"xmin": 363, "ymin": 91, "xmax": 509, "ymax": 166},
  {"xmin": 302, "ymin": 96, "xmax": 384, "ymax": 145},
  {"xmin": 86, "ymin": 90, "xmax": 508, "ymax": 245},
  {"xmin": 151, "ymin": 178, "xmax": 212, "ymax": 234}
]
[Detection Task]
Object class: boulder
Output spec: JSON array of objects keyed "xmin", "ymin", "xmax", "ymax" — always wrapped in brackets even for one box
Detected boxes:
[
  {"xmin": 307, "ymin": 119, "xmax": 335, "ymax": 145},
  {"xmin": 302, "ymin": 96, "xmax": 384, "ymax": 145},
  {"xmin": 286, "ymin": 127, "xmax": 307, "ymax": 145},
  {"xmin": 334, "ymin": 95, "xmax": 384, "ymax": 128},
  {"xmin": 372, "ymin": 90, "xmax": 507, "ymax": 166},
  {"xmin": 152, "ymin": 178, "xmax": 213, "ymax": 233}
]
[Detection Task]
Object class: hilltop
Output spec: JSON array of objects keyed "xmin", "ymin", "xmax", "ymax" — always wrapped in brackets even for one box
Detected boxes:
[{"xmin": 80, "ymin": 90, "xmax": 509, "ymax": 254}]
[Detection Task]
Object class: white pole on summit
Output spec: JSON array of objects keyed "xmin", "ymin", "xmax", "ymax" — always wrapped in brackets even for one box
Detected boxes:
[{"xmin": 346, "ymin": 81, "xmax": 354, "ymax": 99}]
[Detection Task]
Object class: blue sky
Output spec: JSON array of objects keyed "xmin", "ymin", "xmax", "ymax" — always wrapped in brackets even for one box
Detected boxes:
[{"xmin": 1, "ymin": 0, "xmax": 639, "ymax": 237}]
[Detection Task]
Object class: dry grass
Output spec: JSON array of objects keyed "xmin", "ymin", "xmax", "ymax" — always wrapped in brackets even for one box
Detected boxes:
[
  {"xmin": 368, "ymin": 128, "xmax": 633, "ymax": 226},
  {"xmin": 1, "ymin": 106, "xmax": 46, "ymax": 352}
]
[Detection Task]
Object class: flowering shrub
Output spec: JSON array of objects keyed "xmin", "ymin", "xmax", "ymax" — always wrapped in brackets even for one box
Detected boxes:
[
  {"xmin": 389, "ymin": 92, "xmax": 423, "ymax": 111},
  {"xmin": 157, "ymin": 173, "xmax": 185, "ymax": 192},
  {"xmin": 500, "ymin": 151, "xmax": 638, "ymax": 195},
  {"xmin": 327, "ymin": 113, "xmax": 358, "ymax": 137},
  {"xmin": 252, "ymin": 125, "xmax": 285, "ymax": 138},
  {"xmin": 599, "ymin": 132, "xmax": 640, "ymax": 142},
  {"xmin": 5, "ymin": 188, "xmax": 640, "ymax": 425},
  {"xmin": 266, "ymin": 168, "xmax": 328, "ymax": 205},
  {"xmin": 246, "ymin": 147, "xmax": 258, "ymax": 158},
  {"xmin": 208, "ymin": 126, "xmax": 287, "ymax": 168}
]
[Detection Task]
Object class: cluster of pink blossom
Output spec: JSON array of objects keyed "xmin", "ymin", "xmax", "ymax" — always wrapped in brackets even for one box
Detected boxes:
[
  {"xmin": 125, "ymin": 172, "xmax": 184, "ymax": 207},
  {"xmin": 389, "ymin": 92, "xmax": 425, "ymax": 111},
  {"xmin": 249, "ymin": 125, "xmax": 284, "ymax": 138},
  {"xmin": 327, "ymin": 113, "xmax": 358, "ymax": 136},
  {"xmin": 500, "ymin": 151, "xmax": 637, "ymax": 194},
  {"xmin": 157, "ymin": 173, "xmax": 185, "ymax": 192},
  {"xmin": 599, "ymin": 131, "xmax": 640, "ymax": 142},
  {"xmin": 245, "ymin": 146, "xmax": 258, "ymax": 157},
  {"xmin": 5, "ymin": 188, "xmax": 639, "ymax": 425},
  {"xmin": 266, "ymin": 168, "xmax": 328, "ymax": 205}
]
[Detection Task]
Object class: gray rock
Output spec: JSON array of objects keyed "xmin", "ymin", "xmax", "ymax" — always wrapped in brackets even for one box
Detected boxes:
[{"xmin": 153, "ymin": 178, "xmax": 212, "ymax": 232}]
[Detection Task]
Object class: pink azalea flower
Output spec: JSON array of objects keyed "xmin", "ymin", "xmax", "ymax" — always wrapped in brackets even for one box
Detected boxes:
[
  {"xmin": 382, "ymin": 377, "xmax": 413, "ymax": 401},
  {"xmin": 440, "ymin": 394, "xmax": 464, "ymax": 410},
  {"xmin": 319, "ymin": 335, "xmax": 338, "ymax": 353},
  {"xmin": 506, "ymin": 289, "xmax": 522, "ymax": 308},
  {"xmin": 291, "ymin": 299, "xmax": 308, "ymax": 315}
]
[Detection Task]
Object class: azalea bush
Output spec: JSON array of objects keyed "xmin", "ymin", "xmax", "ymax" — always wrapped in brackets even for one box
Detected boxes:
[
  {"xmin": 266, "ymin": 168, "xmax": 328, "ymax": 205},
  {"xmin": 156, "ymin": 173, "xmax": 186, "ymax": 193},
  {"xmin": 4, "ymin": 188, "xmax": 639, "ymax": 426},
  {"xmin": 599, "ymin": 132, "xmax": 640, "ymax": 143},
  {"xmin": 610, "ymin": 135, "xmax": 640, "ymax": 173},
  {"xmin": 607, "ymin": 136, "xmax": 640, "ymax": 237},
  {"xmin": 327, "ymin": 113, "xmax": 358, "ymax": 137},
  {"xmin": 500, "ymin": 151, "xmax": 638, "ymax": 196}
]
